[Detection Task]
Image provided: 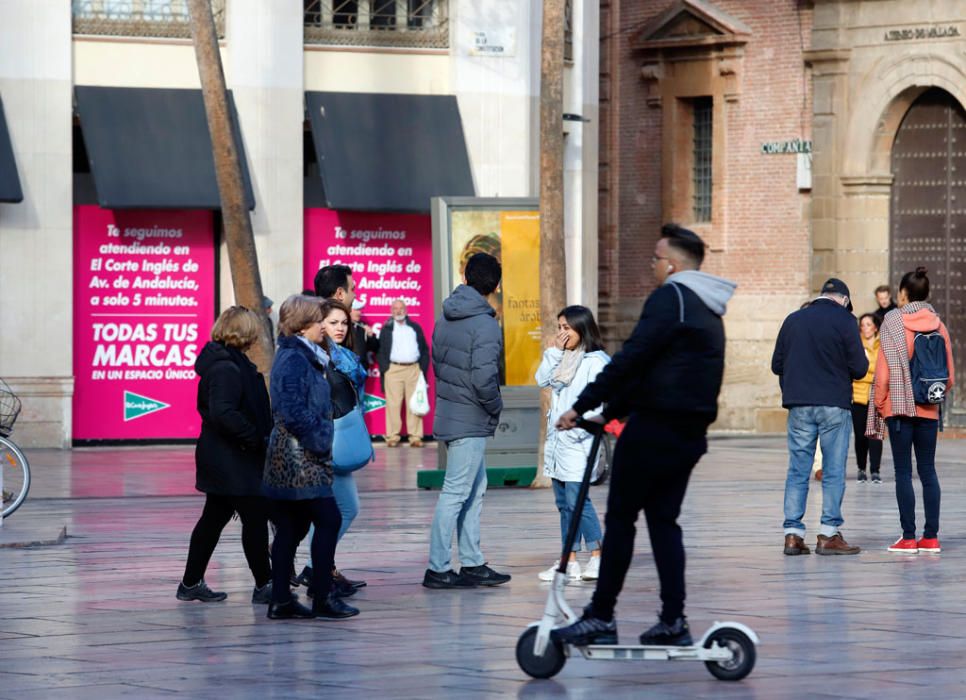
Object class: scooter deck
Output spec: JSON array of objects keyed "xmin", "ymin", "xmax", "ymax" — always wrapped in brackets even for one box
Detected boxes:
[{"xmin": 572, "ymin": 643, "xmax": 733, "ymax": 662}]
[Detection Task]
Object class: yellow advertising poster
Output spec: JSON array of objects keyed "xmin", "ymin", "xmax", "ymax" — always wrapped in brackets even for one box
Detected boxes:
[
  {"xmin": 499, "ymin": 211, "xmax": 541, "ymax": 385},
  {"xmin": 449, "ymin": 208, "xmax": 541, "ymax": 386}
]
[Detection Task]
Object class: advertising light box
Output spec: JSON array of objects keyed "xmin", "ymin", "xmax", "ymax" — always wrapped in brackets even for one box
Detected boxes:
[
  {"xmin": 303, "ymin": 209, "xmax": 436, "ymax": 437},
  {"xmin": 72, "ymin": 206, "xmax": 216, "ymax": 440}
]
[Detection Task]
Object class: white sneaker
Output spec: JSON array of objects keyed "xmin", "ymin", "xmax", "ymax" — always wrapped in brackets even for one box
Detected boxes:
[
  {"xmin": 538, "ymin": 560, "xmax": 582, "ymax": 581},
  {"xmin": 582, "ymin": 556, "xmax": 601, "ymax": 580}
]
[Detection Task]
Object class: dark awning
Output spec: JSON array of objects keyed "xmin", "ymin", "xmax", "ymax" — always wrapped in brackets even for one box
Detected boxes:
[
  {"xmin": 306, "ymin": 92, "xmax": 474, "ymax": 212},
  {"xmin": 0, "ymin": 94, "xmax": 23, "ymax": 203},
  {"xmin": 75, "ymin": 86, "xmax": 255, "ymax": 210}
]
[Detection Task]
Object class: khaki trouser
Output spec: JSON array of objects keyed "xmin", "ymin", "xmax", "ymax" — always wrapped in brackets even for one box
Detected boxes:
[{"xmin": 384, "ymin": 362, "xmax": 423, "ymax": 442}]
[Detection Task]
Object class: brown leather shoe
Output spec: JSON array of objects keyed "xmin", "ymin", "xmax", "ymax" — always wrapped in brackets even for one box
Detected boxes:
[
  {"xmin": 783, "ymin": 534, "xmax": 811, "ymax": 555},
  {"xmin": 816, "ymin": 532, "xmax": 860, "ymax": 555}
]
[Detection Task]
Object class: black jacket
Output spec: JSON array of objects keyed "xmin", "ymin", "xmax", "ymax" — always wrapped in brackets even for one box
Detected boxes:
[
  {"xmin": 572, "ymin": 283, "xmax": 727, "ymax": 428},
  {"xmin": 771, "ymin": 298, "xmax": 869, "ymax": 410},
  {"xmin": 376, "ymin": 317, "xmax": 430, "ymax": 390},
  {"xmin": 194, "ymin": 342, "xmax": 272, "ymax": 497},
  {"xmin": 873, "ymin": 301, "xmax": 897, "ymax": 328},
  {"xmin": 352, "ymin": 323, "xmax": 380, "ymax": 363}
]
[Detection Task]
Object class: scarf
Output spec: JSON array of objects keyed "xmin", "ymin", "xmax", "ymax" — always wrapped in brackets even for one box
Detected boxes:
[
  {"xmin": 865, "ymin": 302, "xmax": 933, "ymax": 439},
  {"xmin": 297, "ymin": 335, "xmax": 330, "ymax": 367},
  {"xmin": 550, "ymin": 348, "xmax": 584, "ymax": 389}
]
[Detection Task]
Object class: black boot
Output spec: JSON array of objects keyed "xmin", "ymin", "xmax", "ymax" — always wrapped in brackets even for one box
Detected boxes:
[
  {"xmin": 267, "ymin": 598, "xmax": 314, "ymax": 620},
  {"xmin": 313, "ymin": 593, "xmax": 360, "ymax": 619}
]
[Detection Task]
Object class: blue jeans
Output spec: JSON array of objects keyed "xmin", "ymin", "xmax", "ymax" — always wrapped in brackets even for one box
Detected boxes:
[
  {"xmin": 783, "ymin": 406, "xmax": 851, "ymax": 537},
  {"xmin": 306, "ymin": 472, "xmax": 359, "ymax": 566},
  {"xmin": 553, "ymin": 479, "xmax": 602, "ymax": 552},
  {"xmin": 886, "ymin": 417, "xmax": 940, "ymax": 539},
  {"xmin": 428, "ymin": 437, "xmax": 487, "ymax": 572}
]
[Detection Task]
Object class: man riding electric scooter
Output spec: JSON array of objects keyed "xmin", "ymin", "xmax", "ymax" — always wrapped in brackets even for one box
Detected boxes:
[{"xmin": 553, "ymin": 224, "xmax": 736, "ymax": 648}]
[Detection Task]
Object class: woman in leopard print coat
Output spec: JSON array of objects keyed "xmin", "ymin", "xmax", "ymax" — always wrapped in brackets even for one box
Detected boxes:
[{"xmin": 262, "ymin": 295, "xmax": 359, "ymax": 621}]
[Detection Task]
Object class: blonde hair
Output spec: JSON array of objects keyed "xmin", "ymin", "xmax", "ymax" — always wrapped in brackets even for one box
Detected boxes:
[
  {"xmin": 210, "ymin": 306, "xmax": 262, "ymax": 349},
  {"xmin": 278, "ymin": 294, "xmax": 324, "ymax": 337}
]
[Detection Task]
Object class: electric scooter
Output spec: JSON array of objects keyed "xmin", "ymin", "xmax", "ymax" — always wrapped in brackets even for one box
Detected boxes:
[{"xmin": 516, "ymin": 419, "xmax": 759, "ymax": 681}]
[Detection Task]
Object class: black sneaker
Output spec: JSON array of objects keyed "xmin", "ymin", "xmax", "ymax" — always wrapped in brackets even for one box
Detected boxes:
[
  {"xmin": 295, "ymin": 565, "xmax": 313, "ymax": 588},
  {"xmin": 551, "ymin": 609, "xmax": 618, "ymax": 646},
  {"xmin": 422, "ymin": 569, "xmax": 477, "ymax": 589},
  {"xmin": 857, "ymin": 470, "xmax": 867, "ymax": 483},
  {"xmin": 460, "ymin": 564, "xmax": 511, "ymax": 587},
  {"xmin": 251, "ymin": 582, "xmax": 273, "ymax": 604},
  {"xmin": 176, "ymin": 580, "xmax": 227, "ymax": 603},
  {"xmin": 872, "ymin": 472, "xmax": 882, "ymax": 484},
  {"xmin": 639, "ymin": 617, "xmax": 692, "ymax": 646}
]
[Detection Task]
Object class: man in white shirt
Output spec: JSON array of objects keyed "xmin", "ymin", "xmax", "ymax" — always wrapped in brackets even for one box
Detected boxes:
[{"xmin": 377, "ymin": 299, "xmax": 430, "ymax": 447}]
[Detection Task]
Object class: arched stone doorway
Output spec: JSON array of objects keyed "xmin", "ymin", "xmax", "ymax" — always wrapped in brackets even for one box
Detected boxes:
[{"xmin": 890, "ymin": 87, "xmax": 966, "ymax": 412}]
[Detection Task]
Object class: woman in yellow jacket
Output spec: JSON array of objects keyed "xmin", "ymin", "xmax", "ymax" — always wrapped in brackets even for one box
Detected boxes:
[{"xmin": 852, "ymin": 313, "xmax": 883, "ymax": 483}]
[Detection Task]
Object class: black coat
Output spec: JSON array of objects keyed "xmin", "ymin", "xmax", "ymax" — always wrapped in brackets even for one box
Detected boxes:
[
  {"xmin": 194, "ymin": 342, "xmax": 272, "ymax": 497},
  {"xmin": 376, "ymin": 317, "xmax": 430, "ymax": 390},
  {"xmin": 772, "ymin": 298, "xmax": 868, "ymax": 410},
  {"xmin": 572, "ymin": 283, "xmax": 726, "ymax": 428}
]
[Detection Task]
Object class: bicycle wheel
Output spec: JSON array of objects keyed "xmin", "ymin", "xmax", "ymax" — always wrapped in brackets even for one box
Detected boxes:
[{"xmin": 0, "ymin": 435, "xmax": 30, "ymax": 519}]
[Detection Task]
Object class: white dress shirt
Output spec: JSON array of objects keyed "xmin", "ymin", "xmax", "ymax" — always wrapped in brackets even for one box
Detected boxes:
[{"xmin": 389, "ymin": 320, "xmax": 420, "ymax": 364}]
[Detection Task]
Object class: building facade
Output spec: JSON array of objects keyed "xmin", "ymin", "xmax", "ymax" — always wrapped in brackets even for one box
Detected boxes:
[
  {"xmin": 0, "ymin": 0, "xmax": 600, "ymax": 447},
  {"xmin": 599, "ymin": 0, "xmax": 966, "ymax": 431}
]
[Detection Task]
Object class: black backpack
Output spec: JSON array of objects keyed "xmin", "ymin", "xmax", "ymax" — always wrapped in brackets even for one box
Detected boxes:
[{"xmin": 909, "ymin": 331, "xmax": 949, "ymax": 405}]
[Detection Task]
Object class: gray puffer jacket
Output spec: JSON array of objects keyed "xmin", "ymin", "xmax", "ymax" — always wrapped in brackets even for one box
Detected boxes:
[{"xmin": 432, "ymin": 285, "xmax": 503, "ymax": 442}]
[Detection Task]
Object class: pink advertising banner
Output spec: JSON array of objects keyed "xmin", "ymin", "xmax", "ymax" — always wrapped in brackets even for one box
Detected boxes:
[
  {"xmin": 303, "ymin": 209, "xmax": 435, "ymax": 437},
  {"xmin": 72, "ymin": 206, "xmax": 216, "ymax": 440}
]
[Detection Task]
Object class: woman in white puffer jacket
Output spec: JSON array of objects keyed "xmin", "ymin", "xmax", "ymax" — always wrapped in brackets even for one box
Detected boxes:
[{"xmin": 535, "ymin": 305, "xmax": 610, "ymax": 582}]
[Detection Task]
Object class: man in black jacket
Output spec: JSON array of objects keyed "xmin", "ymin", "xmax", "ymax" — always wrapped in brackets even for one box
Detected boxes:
[
  {"xmin": 772, "ymin": 278, "xmax": 868, "ymax": 556},
  {"xmin": 377, "ymin": 299, "xmax": 431, "ymax": 447},
  {"xmin": 552, "ymin": 225, "xmax": 736, "ymax": 648}
]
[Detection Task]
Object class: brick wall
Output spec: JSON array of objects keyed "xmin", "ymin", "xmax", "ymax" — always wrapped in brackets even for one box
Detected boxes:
[{"xmin": 599, "ymin": 0, "xmax": 814, "ymax": 431}]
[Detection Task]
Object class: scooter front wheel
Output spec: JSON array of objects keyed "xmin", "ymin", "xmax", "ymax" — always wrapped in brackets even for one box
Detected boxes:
[
  {"xmin": 516, "ymin": 627, "xmax": 566, "ymax": 679},
  {"xmin": 703, "ymin": 627, "xmax": 756, "ymax": 681}
]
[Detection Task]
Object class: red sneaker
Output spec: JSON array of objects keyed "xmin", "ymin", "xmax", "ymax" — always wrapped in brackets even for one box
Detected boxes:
[
  {"xmin": 917, "ymin": 537, "xmax": 941, "ymax": 553},
  {"xmin": 887, "ymin": 538, "xmax": 918, "ymax": 553}
]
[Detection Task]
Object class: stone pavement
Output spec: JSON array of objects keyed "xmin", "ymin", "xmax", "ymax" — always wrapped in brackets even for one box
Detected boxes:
[{"xmin": 4, "ymin": 436, "xmax": 966, "ymax": 698}]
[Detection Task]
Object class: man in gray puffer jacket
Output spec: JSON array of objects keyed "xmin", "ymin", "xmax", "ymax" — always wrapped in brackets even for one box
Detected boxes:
[{"xmin": 423, "ymin": 253, "xmax": 512, "ymax": 589}]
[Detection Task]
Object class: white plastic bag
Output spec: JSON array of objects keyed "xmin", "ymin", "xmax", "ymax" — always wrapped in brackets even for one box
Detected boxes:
[{"xmin": 410, "ymin": 373, "xmax": 430, "ymax": 417}]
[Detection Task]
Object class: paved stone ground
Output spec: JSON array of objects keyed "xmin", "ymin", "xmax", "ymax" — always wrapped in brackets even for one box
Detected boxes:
[{"xmin": 3, "ymin": 436, "xmax": 966, "ymax": 698}]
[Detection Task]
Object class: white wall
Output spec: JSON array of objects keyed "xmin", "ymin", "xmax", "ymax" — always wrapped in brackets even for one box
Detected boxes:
[{"xmin": 0, "ymin": 0, "xmax": 74, "ymax": 447}]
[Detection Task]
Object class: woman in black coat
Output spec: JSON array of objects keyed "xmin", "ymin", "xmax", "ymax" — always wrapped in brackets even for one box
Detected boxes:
[{"xmin": 176, "ymin": 306, "xmax": 273, "ymax": 604}]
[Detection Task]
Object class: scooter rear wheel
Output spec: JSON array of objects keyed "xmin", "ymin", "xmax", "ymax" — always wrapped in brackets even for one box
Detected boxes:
[
  {"xmin": 516, "ymin": 627, "xmax": 566, "ymax": 679},
  {"xmin": 703, "ymin": 627, "xmax": 756, "ymax": 681}
]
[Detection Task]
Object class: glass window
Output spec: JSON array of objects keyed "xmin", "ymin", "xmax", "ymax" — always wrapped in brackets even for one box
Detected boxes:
[{"xmin": 692, "ymin": 97, "xmax": 713, "ymax": 222}]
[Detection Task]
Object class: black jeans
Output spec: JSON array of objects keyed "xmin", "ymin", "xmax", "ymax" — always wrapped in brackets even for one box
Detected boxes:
[
  {"xmin": 851, "ymin": 403, "xmax": 882, "ymax": 473},
  {"xmin": 183, "ymin": 494, "xmax": 271, "ymax": 588},
  {"xmin": 886, "ymin": 416, "xmax": 940, "ymax": 539},
  {"xmin": 270, "ymin": 497, "xmax": 342, "ymax": 603},
  {"xmin": 590, "ymin": 413, "xmax": 706, "ymax": 624}
]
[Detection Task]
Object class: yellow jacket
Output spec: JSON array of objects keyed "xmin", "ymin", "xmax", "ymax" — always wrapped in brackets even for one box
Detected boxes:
[{"xmin": 852, "ymin": 336, "xmax": 879, "ymax": 405}]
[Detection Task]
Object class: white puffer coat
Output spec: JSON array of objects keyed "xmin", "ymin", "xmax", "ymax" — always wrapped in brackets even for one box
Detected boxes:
[{"xmin": 536, "ymin": 348, "xmax": 610, "ymax": 481}]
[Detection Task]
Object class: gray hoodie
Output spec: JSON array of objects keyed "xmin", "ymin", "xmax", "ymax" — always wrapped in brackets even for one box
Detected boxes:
[
  {"xmin": 666, "ymin": 270, "xmax": 737, "ymax": 316},
  {"xmin": 432, "ymin": 285, "xmax": 504, "ymax": 442}
]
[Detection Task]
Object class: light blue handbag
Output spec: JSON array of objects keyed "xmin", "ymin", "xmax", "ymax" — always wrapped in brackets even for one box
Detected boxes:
[{"xmin": 330, "ymin": 369, "xmax": 374, "ymax": 475}]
